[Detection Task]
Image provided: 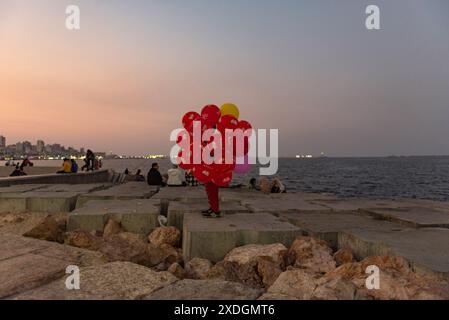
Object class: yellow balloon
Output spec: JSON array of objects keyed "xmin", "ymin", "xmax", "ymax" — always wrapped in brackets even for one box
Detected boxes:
[{"xmin": 220, "ymin": 103, "xmax": 240, "ymax": 119}]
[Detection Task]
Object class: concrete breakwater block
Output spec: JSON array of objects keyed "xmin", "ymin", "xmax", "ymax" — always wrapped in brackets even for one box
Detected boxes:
[
  {"xmin": 182, "ymin": 213, "xmax": 303, "ymax": 263},
  {"xmin": 167, "ymin": 200, "xmax": 250, "ymax": 230},
  {"xmin": 0, "ymin": 192, "xmax": 80, "ymax": 213},
  {"xmin": 310, "ymin": 198, "xmax": 417, "ymax": 212},
  {"xmin": 76, "ymin": 182, "xmax": 159, "ymax": 207},
  {"xmin": 152, "ymin": 187, "xmax": 206, "ymax": 202},
  {"xmin": 281, "ymin": 211, "xmax": 449, "ymax": 277},
  {"xmin": 360, "ymin": 207, "xmax": 449, "ymax": 228},
  {"xmin": 37, "ymin": 183, "xmax": 111, "ymax": 193},
  {"xmin": 13, "ymin": 261, "xmax": 177, "ymax": 300},
  {"xmin": 68, "ymin": 199, "xmax": 161, "ymax": 234},
  {"xmin": 243, "ymin": 197, "xmax": 331, "ymax": 214},
  {"xmin": 0, "ymin": 184, "xmax": 48, "ymax": 194}
]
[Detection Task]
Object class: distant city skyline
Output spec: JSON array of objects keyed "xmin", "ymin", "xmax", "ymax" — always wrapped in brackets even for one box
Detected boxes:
[{"xmin": 1, "ymin": 0, "xmax": 449, "ymax": 157}]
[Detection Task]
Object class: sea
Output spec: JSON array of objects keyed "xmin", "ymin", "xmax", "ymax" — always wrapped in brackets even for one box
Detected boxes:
[{"xmin": 2, "ymin": 156, "xmax": 449, "ymax": 201}]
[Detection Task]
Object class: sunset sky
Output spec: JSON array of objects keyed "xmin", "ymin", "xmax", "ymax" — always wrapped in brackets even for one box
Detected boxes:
[{"xmin": 1, "ymin": 0, "xmax": 449, "ymax": 156}]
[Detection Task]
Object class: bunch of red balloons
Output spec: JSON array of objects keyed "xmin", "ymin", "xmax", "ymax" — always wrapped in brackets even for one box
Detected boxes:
[{"xmin": 176, "ymin": 103, "xmax": 252, "ymax": 187}]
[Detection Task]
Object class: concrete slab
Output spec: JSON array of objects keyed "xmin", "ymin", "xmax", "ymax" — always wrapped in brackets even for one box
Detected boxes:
[
  {"xmin": 280, "ymin": 211, "xmax": 449, "ymax": 277},
  {"xmin": 243, "ymin": 197, "xmax": 331, "ymax": 214},
  {"xmin": 68, "ymin": 199, "xmax": 161, "ymax": 234},
  {"xmin": 0, "ymin": 234, "xmax": 106, "ymax": 298},
  {"xmin": 280, "ymin": 211, "xmax": 407, "ymax": 248},
  {"xmin": 361, "ymin": 207, "xmax": 449, "ymax": 228},
  {"xmin": 0, "ymin": 191, "xmax": 81, "ymax": 213},
  {"xmin": 0, "ymin": 195, "xmax": 27, "ymax": 214},
  {"xmin": 309, "ymin": 198, "xmax": 417, "ymax": 212},
  {"xmin": 183, "ymin": 213, "xmax": 302, "ymax": 263},
  {"xmin": 0, "ymin": 184, "xmax": 48, "ymax": 194},
  {"xmin": 37, "ymin": 183, "xmax": 111, "ymax": 193},
  {"xmin": 151, "ymin": 186, "xmax": 205, "ymax": 202},
  {"xmin": 13, "ymin": 261, "xmax": 177, "ymax": 300},
  {"xmin": 76, "ymin": 182, "xmax": 158, "ymax": 207},
  {"xmin": 29, "ymin": 192, "xmax": 80, "ymax": 213},
  {"xmin": 167, "ymin": 200, "xmax": 250, "ymax": 230}
]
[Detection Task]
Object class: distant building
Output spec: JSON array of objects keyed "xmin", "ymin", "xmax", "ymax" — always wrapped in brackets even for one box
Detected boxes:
[
  {"xmin": 0, "ymin": 135, "xmax": 5, "ymax": 148},
  {"xmin": 16, "ymin": 142, "xmax": 24, "ymax": 154},
  {"xmin": 37, "ymin": 140, "xmax": 45, "ymax": 154},
  {"xmin": 23, "ymin": 141, "xmax": 32, "ymax": 154}
]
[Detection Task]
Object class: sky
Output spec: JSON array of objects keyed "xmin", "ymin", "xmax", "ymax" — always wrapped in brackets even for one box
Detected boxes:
[{"xmin": 0, "ymin": 0, "xmax": 448, "ymax": 157}]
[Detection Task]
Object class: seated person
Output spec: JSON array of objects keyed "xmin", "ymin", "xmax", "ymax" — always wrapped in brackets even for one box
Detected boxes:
[
  {"xmin": 10, "ymin": 165, "xmax": 27, "ymax": 177},
  {"xmin": 167, "ymin": 165, "xmax": 186, "ymax": 186},
  {"xmin": 147, "ymin": 163, "xmax": 166, "ymax": 186},
  {"xmin": 271, "ymin": 178, "xmax": 286, "ymax": 193},
  {"xmin": 248, "ymin": 178, "xmax": 261, "ymax": 190},
  {"xmin": 259, "ymin": 177, "xmax": 271, "ymax": 194},
  {"xmin": 71, "ymin": 159, "xmax": 79, "ymax": 173},
  {"xmin": 57, "ymin": 158, "xmax": 72, "ymax": 174},
  {"xmin": 135, "ymin": 169, "xmax": 145, "ymax": 182}
]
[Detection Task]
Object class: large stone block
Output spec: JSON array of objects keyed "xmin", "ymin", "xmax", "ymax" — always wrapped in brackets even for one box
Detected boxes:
[
  {"xmin": 13, "ymin": 261, "xmax": 178, "ymax": 300},
  {"xmin": 144, "ymin": 279, "xmax": 263, "ymax": 300},
  {"xmin": 68, "ymin": 199, "xmax": 161, "ymax": 234},
  {"xmin": 183, "ymin": 213, "xmax": 302, "ymax": 263},
  {"xmin": 0, "ymin": 192, "xmax": 79, "ymax": 213},
  {"xmin": 0, "ymin": 234, "xmax": 106, "ymax": 298},
  {"xmin": 76, "ymin": 182, "xmax": 158, "ymax": 207},
  {"xmin": 167, "ymin": 200, "xmax": 249, "ymax": 230}
]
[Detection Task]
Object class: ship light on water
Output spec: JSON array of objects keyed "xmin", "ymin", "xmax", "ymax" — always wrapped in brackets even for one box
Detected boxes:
[{"xmin": 296, "ymin": 154, "xmax": 313, "ymax": 159}]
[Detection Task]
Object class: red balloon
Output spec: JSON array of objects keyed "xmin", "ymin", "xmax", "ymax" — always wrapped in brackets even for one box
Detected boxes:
[
  {"xmin": 201, "ymin": 105, "xmax": 221, "ymax": 128},
  {"xmin": 211, "ymin": 168, "xmax": 234, "ymax": 187},
  {"xmin": 237, "ymin": 120, "xmax": 252, "ymax": 134},
  {"xmin": 182, "ymin": 111, "xmax": 201, "ymax": 134},
  {"xmin": 217, "ymin": 115, "xmax": 239, "ymax": 134},
  {"xmin": 192, "ymin": 164, "xmax": 213, "ymax": 184}
]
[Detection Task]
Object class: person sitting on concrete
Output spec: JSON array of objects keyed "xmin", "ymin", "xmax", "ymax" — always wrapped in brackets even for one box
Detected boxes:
[
  {"xmin": 248, "ymin": 178, "xmax": 261, "ymax": 191},
  {"xmin": 259, "ymin": 177, "xmax": 271, "ymax": 194},
  {"xmin": 135, "ymin": 169, "xmax": 145, "ymax": 182},
  {"xmin": 57, "ymin": 158, "xmax": 72, "ymax": 174},
  {"xmin": 271, "ymin": 178, "xmax": 286, "ymax": 193},
  {"xmin": 147, "ymin": 163, "xmax": 165, "ymax": 186},
  {"xmin": 71, "ymin": 159, "xmax": 79, "ymax": 173},
  {"xmin": 10, "ymin": 164, "xmax": 27, "ymax": 177},
  {"xmin": 185, "ymin": 169, "xmax": 199, "ymax": 186},
  {"xmin": 124, "ymin": 168, "xmax": 130, "ymax": 175},
  {"xmin": 167, "ymin": 164, "xmax": 186, "ymax": 186}
]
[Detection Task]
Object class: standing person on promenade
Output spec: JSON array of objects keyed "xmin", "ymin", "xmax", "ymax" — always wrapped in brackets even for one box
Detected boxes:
[
  {"xmin": 82, "ymin": 149, "xmax": 95, "ymax": 171},
  {"xmin": 147, "ymin": 162, "xmax": 165, "ymax": 186}
]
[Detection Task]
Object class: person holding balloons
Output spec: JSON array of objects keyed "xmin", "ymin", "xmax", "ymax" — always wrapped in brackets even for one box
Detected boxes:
[{"xmin": 177, "ymin": 103, "xmax": 252, "ymax": 218}]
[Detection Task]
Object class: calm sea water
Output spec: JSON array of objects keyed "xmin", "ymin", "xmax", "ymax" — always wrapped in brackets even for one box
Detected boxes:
[{"xmin": 2, "ymin": 157, "xmax": 449, "ymax": 201}]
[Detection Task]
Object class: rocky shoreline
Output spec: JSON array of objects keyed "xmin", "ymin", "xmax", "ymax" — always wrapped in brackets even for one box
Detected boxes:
[{"xmin": 1, "ymin": 212, "xmax": 448, "ymax": 300}]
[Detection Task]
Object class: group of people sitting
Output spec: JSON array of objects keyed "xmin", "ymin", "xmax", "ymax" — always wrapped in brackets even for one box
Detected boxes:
[
  {"xmin": 56, "ymin": 150, "xmax": 102, "ymax": 174},
  {"xmin": 124, "ymin": 163, "xmax": 199, "ymax": 187},
  {"xmin": 124, "ymin": 162, "xmax": 286, "ymax": 193},
  {"xmin": 248, "ymin": 176, "xmax": 286, "ymax": 193}
]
